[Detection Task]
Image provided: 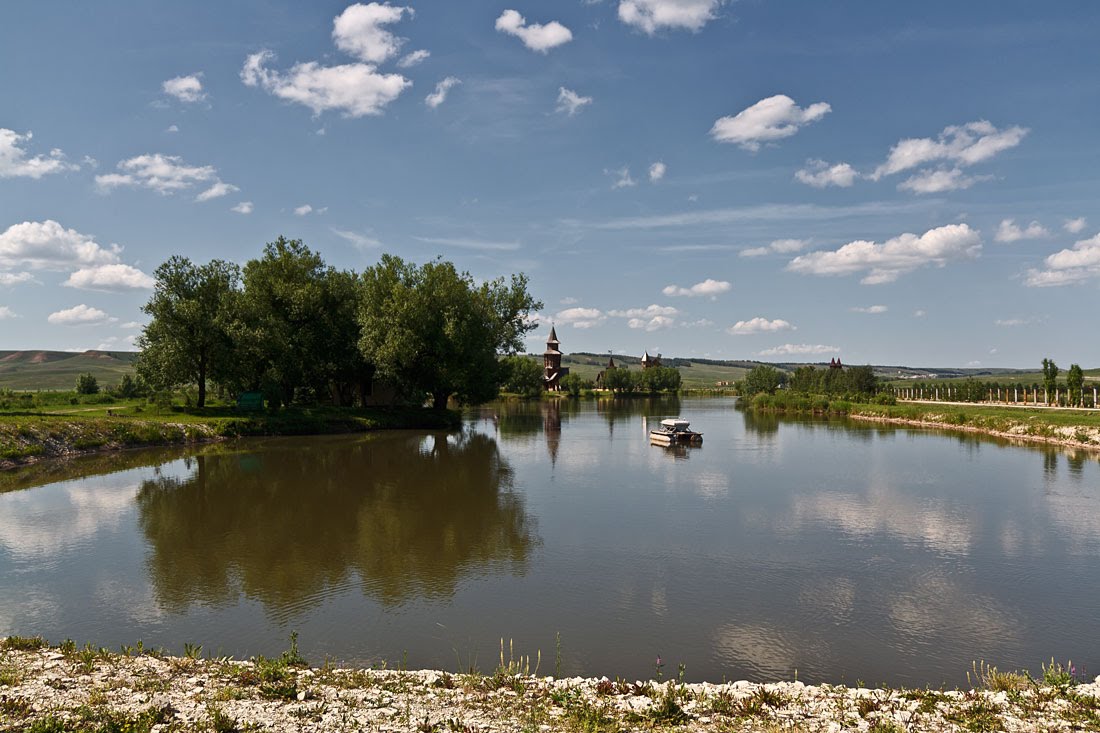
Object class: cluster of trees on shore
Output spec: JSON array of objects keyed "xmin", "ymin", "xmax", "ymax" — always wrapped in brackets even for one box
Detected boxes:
[
  {"xmin": 895, "ymin": 358, "xmax": 1094, "ymax": 407},
  {"xmin": 738, "ymin": 363, "xmax": 880, "ymax": 399},
  {"xmin": 497, "ymin": 357, "xmax": 682, "ymax": 397},
  {"xmin": 136, "ymin": 238, "xmax": 540, "ymax": 409}
]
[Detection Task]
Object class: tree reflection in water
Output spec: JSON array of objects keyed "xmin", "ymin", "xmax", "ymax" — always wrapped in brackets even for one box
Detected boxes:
[{"xmin": 136, "ymin": 432, "xmax": 536, "ymax": 613}]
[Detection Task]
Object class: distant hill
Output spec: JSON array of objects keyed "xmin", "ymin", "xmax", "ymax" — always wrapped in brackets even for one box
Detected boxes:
[{"xmin": 0, "ymin": 351, "xmax": 138, "ymax": 391}]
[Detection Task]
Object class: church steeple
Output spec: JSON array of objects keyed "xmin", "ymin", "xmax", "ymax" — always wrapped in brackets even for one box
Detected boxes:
[{"xmin": 542, "ymin": 326, "xmax": 564, "ymax": 390}]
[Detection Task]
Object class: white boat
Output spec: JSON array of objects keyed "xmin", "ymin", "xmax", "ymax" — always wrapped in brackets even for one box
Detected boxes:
[{"xmin": 649, "ymin": 418, "xmax": 703, "ymax": 445}]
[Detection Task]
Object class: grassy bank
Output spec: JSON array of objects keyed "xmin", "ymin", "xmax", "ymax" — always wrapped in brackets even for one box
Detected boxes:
[
  {"xmin": 747, "ymin": 392, "xmax": 1100, "ymax": 450},
  {"xmin": 1, "ymin": 636, "xmax": 1098, "ymax": 732},
  {"xmin": 0, "ymin": 404, "xmax": 460, "ymax": 469}
]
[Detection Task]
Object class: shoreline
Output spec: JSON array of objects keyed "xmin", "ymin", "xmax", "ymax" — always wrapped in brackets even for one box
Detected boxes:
[
  {"xmin": 1, "ymin": 641, "xmax": 1097, "ymax": 732},
  {"xmin": 848, "ymin": 411, "xmax": 1100, "ymax": 452}
]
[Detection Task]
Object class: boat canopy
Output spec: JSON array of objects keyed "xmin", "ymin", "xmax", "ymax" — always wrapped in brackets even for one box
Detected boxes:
[{"xmin": 659, "ymin": 418, "xmax": 691, "ymax": 430}]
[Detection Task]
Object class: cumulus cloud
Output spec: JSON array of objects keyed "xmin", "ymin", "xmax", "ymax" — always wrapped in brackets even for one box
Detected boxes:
[
  {"xmin": 294, "ymin": 204, "xmax": 314, "ymax": 216},
  {"xmin": 425, "ymin": 76, "xmax": 460, "ymax": 108},
  {"xmin": 608, "ymin": 304, "xmax": 679, "ymax": 318},
  {"xmin": 0, "ymin": 306, "xmax": 17, "ymax": 320},
  {"xmin": 332, "ymin": 2, "xmax": 412, "ymax": 64},
  {"xmin": 787, "ymin": 223, "xmax": 981, "ymax": 285},
  {"xmin": 1064, "ymin": 217, "xmax": 1087, "ymax": 234},
  {"xmin": 994, "ymin": 218, "xmax": 1049, "ymax": 243},
  {"xmin": 648, "ymin": 161, "xmax": 666, "ymax": 182},
  {"xmin": 0, "ymin": 128, "xmax": 78, "ymax": 179},
  {"xmin": 241, "ymin": 50, "xmax": 410, "ymax": 118},
  {"xmin": 554, "ymin": 307, "xmax": 605, "ymax": 329},
  {"xmin": 757, "ymin": 343, "xmax": 838, "ymax": 357},
  {"xmin": 795, "ymin": 159, "xmax": 858, "ymax": 188},
  {"xmin": 495, "ymin": 9, "xmax": 573, "ymax": 53},
  {"xmin": 0, "ymin": 272, "xmax": 34, "ymax": 286},
  {"xmin": 195, "ymin": 181, "xmax": 240, "ymax": 202},
  {"xmin": 710, "ymin": 94, "xmax": 830, "ymax": 152},
  {"xmin": 727, "ymin": 317, "xmax": 794, "ymax": 335},
  {"xmin": 95, "ymin": 153, "xmax": 229, "ymax": 197},
  {"xmin": 47, "ymin": 304, "xmax": 116, "ymax": 326},
  {"xmin": 0, "ymin": 220, "xmax": 121, "ymax": 271},
  {"xmin": 1025, "ymin": 232, "xmax": 1100, "ymax": 287},
  {"xmin": 628, "ymin": 315, "xmax": 676, "ymax": 331},
  {"xmin": 661, "ymin": 278, "xmax": 731, "ymax": 297},
  {"xmin": 606, "ymin": 166, "xmax": 636, "ymax": 189},
  {"xmin": 872, "ymin": 121, "xmax": 1027, "ymax": 179},
  {"xmin": 897, "ymin": 167, "xmax": 988, "ymax": 194},
  {"xmin": 740, "ymin": 238, "xmax": 809, "ymax": 257},
  {"xmin": 231, "ymin": 201, "xmax": 253, "ymax": 214},
  {"xmin": 618, "ymin": 0, "xmax": 722, "ymax": 34},
  {"xmin": 63, "ymin": 264, "xmax": 155, "ymax": 292},
  {"xmin": 397, "ymin": 49, "xmax": 430, "ymax": 68},
  {"xmin": 851, "ymin": 305, "xmax": 888, "ymax": 314},
  {"xmin": 556, "ymin": 87, "xmax": 592, "ymax": 116},
  {"xmin": 162, "ymin": 73, "xmax": 206, "ymax": 103}
]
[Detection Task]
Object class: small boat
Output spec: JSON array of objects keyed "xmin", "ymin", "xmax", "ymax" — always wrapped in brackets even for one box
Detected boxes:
[{"xmin": 649, "ymin": 418, "xmax": 703, "ymax": 445}]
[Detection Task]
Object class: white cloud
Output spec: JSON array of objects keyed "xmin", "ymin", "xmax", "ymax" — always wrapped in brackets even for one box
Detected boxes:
[
  {"xmin": 710, "ymin": 94, "xmax": 831, "ymax": 151},
  {"xmin": 0, "ymin": 272, "xmax": 34, "ymax": 286},
  {"xmin": 0, "ymin": 220, "xmax": 121, "ymax": 271},
  {"xmin": 740, "ymin": 238, "xmax": 809, "ymax": 257},
  {"xmin": 661, "ymin": 278, "xmax": 731, "ymax": 297},
  {"xmin": 787, "ymin": 223, "xmax": 981, "ymax": 285},
  {"xmin": 556, "ymin": 87, "xmax": 592, "ymax": 116},
  {"xmin": 897, "ymin": 167, "xmax": 988, "ymax": 194},
  {"xmin": 994, "ymin": 317, "xmax": 1038, "ymax": 327},
  {"xmin": 95, "ymin": 153, "xmax": 222, "ymax": 196},
  {"xmin": 231, "ymin": 201, "xmax": 253, "ymax": 214},
  {"xmin": 618, "ymin": 0, "xmax": 722, "ymax": 34},
  {"xmin": 332, "ymin": 2, "xmax": 412, "ymax": 64},
  {"xmin": 608, "ymin": 304, "xmax": 679, "ymax": 318},
  {"xmin": 1064, "ymin": 217, "xmax": 1087, "ymax": 234},
  {"xmin": 425, "ymin": 76, "xmax": 461, "ymax": 108},
  {"xmin": 495, "ymin": 9, "xmax": 573, "ymax": 53},
  {"xmin": 332, "ymin": 229, "xmax": 382, "ymax": 248},
  {"xmin": 47, "ymin": 304, "xmax": 116, "ymax": 326},
  {"xmin": 294, "ymin": 204, "xmax": 314, "ymax": 216},
  {"xmin": 628, "ymin": 315, "xmax": 676, "ymax": 331},
  {"xmin": 1025, "ymin": 232, "xmax": 1100, "ymax": 287},
  {"xmin": 872, "ymin": 120, "xmax": 1027, "ymax": 179},
  {"xmin": 63, "ymin": 264, "xmax": 155, "ymax": 292},
  {"xmin": 606, "ymin": 166, "xmax": 636, "ymax": 189},
  {"xmin": 648, "ymin": 161, "xmax": 666, "ymax": 182},
  {"xmin": 559, "ymin": 297, "xmax": 579, "ymax": 305},
  {"xmin": 195, "ymin": 181, "xmax": 240, "ymax": 202},
  {"xmin": 994, "ymin": 218, "xmax": 1049, "ymax": 243},
  {"xmin": 0, "ymin": 306, "xmax": 17, "ymax": 320},
  {"xmin": 757, "ymin": 344, "xmax": 838, "ymax": 357},
  {"xmin": 165, "ymin": 124, "xmax": 180, "ymax": 133},
  {"xmin": 795, "ymin": 159, "xmax": 858, "ymax": 188},
  {"xmin": 397, "ymin": 49, "xmax": 430, "ymax": 68},
  {"xmin": 162, "ymin": 73, "xmax": 206, "ymax": 103},
  {"xmin": 120, "ymin": 321, "xmax": 143, "ymax": 330},
  {"xmin": 727, "ymin": 317, "xmax": 794, "ymax": 335},
  {"xmin": 413, "ymin": 236, "xmax": 520, "ymax": 251},
  {"xmin": 0, "ymin": 128, "xmax": 78, "ymax": 179},
  {"xmin": 241, "ymin": 50, "xmax": 410, "ymax": 118},
  {"xmin": 851, "ymin": 305, "xmax": 888, "ymax": 314},
  {"xmin": 554, "ymin": 307, "xmax": 605, "ymax": 329}
]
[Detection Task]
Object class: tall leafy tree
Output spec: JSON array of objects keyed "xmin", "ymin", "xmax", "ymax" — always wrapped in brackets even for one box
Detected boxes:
[
  {"xmin": 739, "ymin": 365, "xmax": 783, "ymax": 396},
  {"xmin": 359, "ymin": 255, "xmax": 541, "ymax": 409},
  {"xmin": 1067, "ymin": 363, "xmax": 1084, "ymax": 406},
  {"xmin": 1041, "ymin": 358, "xmax": 1059, "ymax": 403},
  {"xmin": 137, "ymin": 256, "xmax": 240, "ymax": 408}
]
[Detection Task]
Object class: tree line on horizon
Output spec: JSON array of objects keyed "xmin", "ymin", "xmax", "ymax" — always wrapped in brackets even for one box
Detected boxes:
[{"xmin": 136, "ymin": 237, "xmax": 541, "ymax": 409}]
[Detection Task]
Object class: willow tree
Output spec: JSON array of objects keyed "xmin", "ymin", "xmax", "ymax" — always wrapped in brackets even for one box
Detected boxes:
[
  {"xmin": 137, "ymin": 256, "xmax": 240, "ymax": 407},
  {"xmin": 358, "ymin": 255, "xmax": 541, "ymax": 409}
]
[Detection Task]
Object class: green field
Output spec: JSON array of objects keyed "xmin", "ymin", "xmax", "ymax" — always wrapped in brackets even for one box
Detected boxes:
[{"xmin": 0, "ymin": 351, "xmax": 138, "ymax": 391}]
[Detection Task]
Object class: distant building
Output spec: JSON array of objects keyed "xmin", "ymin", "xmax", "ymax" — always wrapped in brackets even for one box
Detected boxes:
[
  {"xmin": 829, "ymin": 357, "xmax": 844, "ymax": 370},
  {"xmin": 543, "ymin": 326, "xmax": 569, "ymax": 391},
  {"xmin": 641, "ymin": 350, "xmax": 662, "ymax": 370},
  {"xmin": 595, "ymin": 354, "xmax": 617, "ymax": 388}
]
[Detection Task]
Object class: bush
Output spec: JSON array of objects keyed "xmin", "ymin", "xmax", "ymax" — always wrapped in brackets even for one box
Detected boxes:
[{"xmin": 75, "ymin": 373, "xmax": 100, "ymax": 395}]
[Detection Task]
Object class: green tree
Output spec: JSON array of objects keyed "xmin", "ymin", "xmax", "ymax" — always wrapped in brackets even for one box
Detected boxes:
[
  {"xmin": 1042, "ymin": 358, "xmax": 1059, "ymax": 404},
  {"xmin": 740, "ymin": 365, "xmax": 783, "ymax": 396},
  {"xmin": 639, "ymin": 366, "xmax": 681, "ymax": 393},
  {"xmin": 358, "ymin": 255, "xmax": 541, "ymax": 409},
  {"xmin": 75, "ymin": 373, "xmax": 99, "ymax": 395},
  {"xmin": 559, "ymin": 373, "xmax": 585, "ymax": 396},
  {"xmin": 600, "ymin": 366, "xmax": 634, "ymax": 393},
  {"xmin": 1067, "ymin": 363, "xmax": 1084, "ymax": 406},
  {"xmin": 500, "ymin": 355, "xmax": 544, "ymax": 398},
  {"xmin": 137, "ymin": 256, "xmax": 240, "ymax": 408}
]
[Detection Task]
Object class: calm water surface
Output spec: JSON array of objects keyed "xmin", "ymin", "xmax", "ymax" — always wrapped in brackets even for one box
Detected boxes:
[{"xmin": 2, "ymin": 397, "xmax": 1099, "ymax": 686}]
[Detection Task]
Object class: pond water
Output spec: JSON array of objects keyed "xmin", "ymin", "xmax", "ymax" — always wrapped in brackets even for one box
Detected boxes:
[{"xmin": 2, "ymin": 397, "xmax": 1099, "ymax": 687}]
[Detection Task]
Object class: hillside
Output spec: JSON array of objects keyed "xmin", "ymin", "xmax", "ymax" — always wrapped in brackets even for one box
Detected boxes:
[{"xmin": 0, "ymin": 351, "xmax": 138, "ymax": 391}]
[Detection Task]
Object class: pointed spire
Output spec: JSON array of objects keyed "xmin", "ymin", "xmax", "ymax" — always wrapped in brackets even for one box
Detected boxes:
[{"xmin": 547, "ymin": 326, "xmax": 559, "ymax": 345}]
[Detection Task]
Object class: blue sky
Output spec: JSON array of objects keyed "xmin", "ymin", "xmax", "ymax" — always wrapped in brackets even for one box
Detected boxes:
[{"xmin": 2, "ymin": 1, "xmax": 1098, "ymax": 367}]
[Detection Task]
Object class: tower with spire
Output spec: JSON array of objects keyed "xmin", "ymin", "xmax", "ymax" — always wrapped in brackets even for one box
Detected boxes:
[{"xmin": 542, "ymin": 326, "xmax": 568, "ymax": 390}]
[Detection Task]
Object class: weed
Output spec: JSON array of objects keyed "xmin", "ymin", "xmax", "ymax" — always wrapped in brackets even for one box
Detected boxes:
[
  {"xmin": 594, "ymin": 679, "xmax": 615, "ymax": 696},
  {"xmin": 1041, "ymin": 658, "xmax": 1081, "ymax": 688},
  {"xmin": 183, "ymin": 642, "xmax": 203, "ymax": 660},
  {"xmin": 209, "ymin": 704, "xmax": 242, "ymax": 733},
  {"xmin": 867, "ymin": 722, "xmax": 904, "ymax": 733},
  {"xmin": 565, "ymin": 698, "xmax": 617, "ymax": 732},
  {"xmin": 704, "ymin": 690, "xmax": 735, "ymax": 715},
  {"xmin": 856, "ymin": 696, "xmax": 879, "ymax": 717},
  {"xmin": 642, "ymin": 685, "xmax": 690, "ymax": 725},
  {"xmin": 944, "ymin": 698, "xmax": 1004, "ymax": 732},
  {"xmin": 969, "ymin": 660, "xmax": 1031, "ymax": 692},
  {"xmin": 0, "ymin": 635, "xmax": 47, "ymax": 651}
]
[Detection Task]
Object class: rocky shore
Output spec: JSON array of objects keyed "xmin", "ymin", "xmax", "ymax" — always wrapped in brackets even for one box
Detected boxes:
[
  {"xmin": 849, "ymin": 411, "xmax": 1100, "ymax": 453},
  {"xmin": 2, "ymin": 639, "xmax": 1098, "ymax": 732}
]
